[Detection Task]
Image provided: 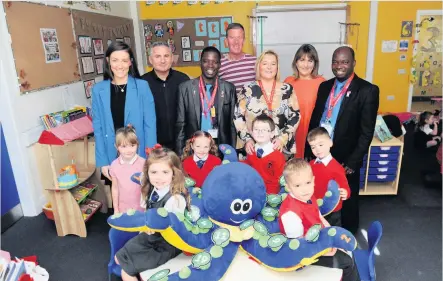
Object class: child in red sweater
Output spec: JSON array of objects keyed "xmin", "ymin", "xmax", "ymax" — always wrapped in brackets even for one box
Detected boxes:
[
  {"xmin": 278, "ymin": 158, "xmax": 359, "ymax": 281},
  {"xmin": 307, "ymin": 127, "xmax": 350, "ymax": 226},
  {"xmin": 243, "ymin": 114, "xmax": 286, "ymax": 194},
  {"xmin": 182, "ymin": 131, "xmax": 222, "ymax": 188}
]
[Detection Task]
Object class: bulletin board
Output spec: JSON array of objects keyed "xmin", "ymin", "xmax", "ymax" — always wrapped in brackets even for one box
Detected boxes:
[
  {"xmin": 412, "ymin": 15, "xmax": 442, "ymax": 97},
  {"xmin": 72, "ymin": 10, "xmax": 136, "ymax": 81},
  {"xmin": 4, "ymin": 2, "xmax": 80, "ymax": 94},
  {"xmin": 143, "ymin": 16, "xmax": 233, "ymax": 67}
]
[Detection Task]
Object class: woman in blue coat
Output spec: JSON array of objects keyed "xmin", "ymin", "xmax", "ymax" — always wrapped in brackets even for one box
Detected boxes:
[{"xmin": 92, "ymin": 42, "xmax": 156, "ymax": 181}]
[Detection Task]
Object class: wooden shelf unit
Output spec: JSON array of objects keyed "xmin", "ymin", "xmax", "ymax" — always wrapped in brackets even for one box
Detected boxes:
[{"xmin": 359, "ymin": 137, "xmax": 404, "ymax": 196}]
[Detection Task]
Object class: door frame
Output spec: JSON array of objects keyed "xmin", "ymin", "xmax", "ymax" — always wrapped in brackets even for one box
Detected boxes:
[{"xmin": 407, "ymin": 9, "xmax": 442, "ymax": 112}]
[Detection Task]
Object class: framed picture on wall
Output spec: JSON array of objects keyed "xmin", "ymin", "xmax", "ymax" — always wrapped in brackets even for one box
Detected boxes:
[
  {"xmin": 95, "ymin": 58, "xmax": 104, "ymax": 74},
  {"xmin": 78, "ymin": 35, "xmax": 92, "ymax": 54},
  {"xmin": 92, "ymin": 38, "xmax": 104, "ymax": 56},
  {"xmin": 181, "ymin": 36, "xmax": 191, "ymax": 49},
  {"xmin": 124, "ymin": 36, "xmax": 131, "ymax": 46},
  {"xmin": 182, "ymin": 49, "xmax": 192, "ymax": 62},
  {"xmin": 81, "ymin": 56, "xmax": 94, "ymax": 74},
  {"xmin": 83, "ymin": 79, "xmax": 95, "ymax": 99}
]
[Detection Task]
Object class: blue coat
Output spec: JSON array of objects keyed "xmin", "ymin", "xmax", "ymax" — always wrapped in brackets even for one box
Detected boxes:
[{"xmin": 92, "ymin": 76, "xmax": 157, "ymax": 167}]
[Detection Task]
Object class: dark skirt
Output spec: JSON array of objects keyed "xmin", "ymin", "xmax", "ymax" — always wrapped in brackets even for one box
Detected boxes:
[{"xmin": 116, "ymin": 232, "xmax": 181, "ymax": 277}]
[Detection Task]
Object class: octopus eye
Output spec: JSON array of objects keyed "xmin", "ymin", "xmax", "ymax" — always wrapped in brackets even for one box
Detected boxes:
[
  {"xmin": 240, "ymin": 199, "xmax": 252, "ymax": 214},
  {"xmin": 230, "ymin": 199, "xmax": 242, "ymax": 214}
]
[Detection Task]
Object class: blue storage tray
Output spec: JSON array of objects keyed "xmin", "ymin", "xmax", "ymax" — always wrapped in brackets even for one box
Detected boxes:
[
  {"xmin": 368, "ymin": 167, "xmax": 397, "ymax": 175},
  {"xmin": 369, "ymin": 153, "xmax": 399, "ymax": 161},
  {"xmin": 360, "ymin": 181, "xmax": 365, "ymax": 189},
  {"xmin": 369, "ymin": 160, "xmax": 398, "ymax": 168},
  {"xmin": 371, "ymin": 146, "xmax": 401, "ymax": 154},
  {"xmin": 367, "ymin": 174, "xmax": 396, "ymax": 182},
  {"xmin": 360, "ymin": 173, "xmax": 365, "ymax": 181}
]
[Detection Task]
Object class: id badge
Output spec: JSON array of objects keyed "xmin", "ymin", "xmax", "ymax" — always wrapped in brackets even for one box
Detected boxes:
[
  {"xmin": 210, "ymin": 106, "xmax": 216, "ymax": 118},
  {"xmin": 208, "ymin": 129, "xmax": 218, "ymax": 139},
  {"xmin": 320, "ymin": 122, "xmax": 333, "ymax": 137}
]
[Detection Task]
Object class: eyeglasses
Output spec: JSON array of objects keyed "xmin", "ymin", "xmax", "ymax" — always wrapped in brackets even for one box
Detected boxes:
[{"xmin": 253, "ymin": 129, "xmax": 271, "ymax": 134}]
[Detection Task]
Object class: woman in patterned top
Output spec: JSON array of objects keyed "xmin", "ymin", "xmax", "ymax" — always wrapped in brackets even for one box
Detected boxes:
[{"xmin": 234, "ymin": 50, "xmax": 301, "ymax": 157}]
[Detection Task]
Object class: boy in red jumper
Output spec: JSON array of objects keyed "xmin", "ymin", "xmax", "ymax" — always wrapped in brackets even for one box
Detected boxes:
[
  {"xmin": 243, "ymin": 114, "xmax": 286, "ymax": 194},
  {"xmin": 278, "ymin": 159, "xmax": 359, "ymax": 281},
  {"xmin": 307, "ymin": 127, "xmax": 350, "ymax": 226}
]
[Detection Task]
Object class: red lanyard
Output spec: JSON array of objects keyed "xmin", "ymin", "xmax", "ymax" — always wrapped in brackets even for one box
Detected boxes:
[
  {"xmin": 326, "ymin": 73, "xmax": 354, "ymax": 119},
  {"xmin": 258, "ymin": 79, "xmax": 276, "ymax": 113},
  {"xmin": 198, "ymin": 77, "xmax": 218, "ymax": 117}
]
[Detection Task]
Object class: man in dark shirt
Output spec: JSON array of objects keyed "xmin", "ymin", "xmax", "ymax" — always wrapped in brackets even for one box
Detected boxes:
[{"xmin": 142, "ymin": 42, "xmax": 189, "ymax": 150}]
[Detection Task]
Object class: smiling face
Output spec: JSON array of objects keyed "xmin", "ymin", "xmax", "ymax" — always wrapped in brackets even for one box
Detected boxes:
[
  {"xmin": 117, "ymin": 141, "xmax": 138, "ymax": 162},
  {"xmin": 202, "ymin": 163, "xmax": 266, "ymax": 225},
  {"xmin": 296, "ymin": 54, "xmax": 315, "ymax": 78},
  {"xmin": 332, "ymin": 48, "xmax": 355, "ymax": 81},
  {"xmin": 286, "ymin": 167, "xmax": 315, "ymax": 202},
  {"xmin": 201, "ymin": 51, "xmax": 220, "ymax": 80},
  {"xmin": 226, "ymin": 27, "xmax": 245, "ymax": 56},
  {"xmin": 252, "ymin": 120, "xmax": 274, "ymax": 145},
  {"xmin": 259, "ymin": 54, "xmax": 278, "ymax": 80},
  {"xmin": 147, "ymin": 161, "xmax": 173, "ymax": 190},
  {"xmin": 149, "ymin": 45, "xmax": 173, "ymax": 74},
  {"xmin": 191, "ymin": 136, "xmax": 211, "ymax": 159},
  {"xmin": 108, "ymin": 50, "xmax": 131, "ymax": 80}
]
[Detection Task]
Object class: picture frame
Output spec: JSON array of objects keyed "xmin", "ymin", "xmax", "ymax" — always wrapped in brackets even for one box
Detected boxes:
[
  {"xmin": 83, "ymin": 79, "xmax": 95, "ymax": 99},
  {"xmin": 78, "ymin": 35, "xmax": 92, "ymax": 54},
  {"xmin": 181, "ymin": 36, "xmax": 191, "ymax": 49},
  {"xmin": 95, "ymin": 58, "xmax": 104, "ymax": 75},
  {"xmin": 182, "ymin": 49, "xmax": 192, "ymax": 62},
  {"xmin": 81, "ymin": 56, "xmax": 95, "ymax": 74},
  {"xmin": 92, "ymin": 38, "xmax": 104, "ymax": 56},
  {"xmin": 124, "ymin": 36, "xmax": 131, "ymax": 46}
]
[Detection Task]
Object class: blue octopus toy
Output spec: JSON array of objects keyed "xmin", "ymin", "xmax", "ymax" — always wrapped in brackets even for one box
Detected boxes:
[{"xmin": 108, "ymin": 145, "xmax": 357, "ymax": 281}]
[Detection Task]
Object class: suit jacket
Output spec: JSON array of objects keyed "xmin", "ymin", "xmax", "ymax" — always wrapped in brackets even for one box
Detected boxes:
[
  {"xmin": 175, "ymin": 77, "xmax": 237, "ymax": 155},
  {"xmin": 305, "ymin": 74, "xmax": 380, "ymax": 170},
  {"xmin": 92, "ymin": 76, "xmax": 157, "ymax": 167}
]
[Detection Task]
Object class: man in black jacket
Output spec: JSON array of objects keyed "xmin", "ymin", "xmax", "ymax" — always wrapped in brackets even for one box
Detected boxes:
[
  {"xmin": 175, "ymin": 46, "xmax": 237, "ymax": 155},
  {"xmin": 306, "ymin": 46, "xmax": 380, "ymax": 234}
]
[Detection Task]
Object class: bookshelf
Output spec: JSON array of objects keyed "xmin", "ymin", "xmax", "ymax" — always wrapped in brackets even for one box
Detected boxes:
[{"xmin": 37, "ymin": 116, "xmax": 106, "ymax": 237}]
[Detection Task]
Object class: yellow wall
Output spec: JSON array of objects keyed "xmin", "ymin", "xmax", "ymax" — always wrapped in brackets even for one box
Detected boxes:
[
  {"xmin": 373, "ymin": 1, "xmax": 442, "ymax": 112},
  {"xmin": 139, "ymin": 1, "xmax": 369, "ymax": 78}
]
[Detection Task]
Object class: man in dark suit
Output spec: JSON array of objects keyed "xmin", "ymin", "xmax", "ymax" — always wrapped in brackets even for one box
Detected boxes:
[
  {"xmin": 306, "ymin": 46, "xmax": 380, "ymax": 234},
  {"xmin": 175, "ymin": 46, "xmax": 237, "ymax": 155}
]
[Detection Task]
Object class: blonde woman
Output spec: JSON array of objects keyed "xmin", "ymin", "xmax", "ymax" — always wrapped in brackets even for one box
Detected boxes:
[{"xmin": 234, "ymin": 50, "xmax": 301, "ymax": 157}]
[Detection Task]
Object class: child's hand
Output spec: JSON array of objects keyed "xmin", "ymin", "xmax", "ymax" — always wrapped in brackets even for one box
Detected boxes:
[
  {"xmin": 339, "ymin": 188, "xmax": 348, "ymax": 200},
  {"xmin": 101, "ymin": 166, "xmax": 111, "ymax": 180},
  {"xmin": 324, "ymin": 248, "xmax": 337, "ymax": 256},
  {"xmin": 245, "ymin": 139, "xmax": 255, "ymax": 155},
  {"xmin": 144, "ymin": 230, "xmax": 155, "ymax": 235},
  {"xmin": 272, "ymin": 138, "xmax": 284, "ymax": 152}
]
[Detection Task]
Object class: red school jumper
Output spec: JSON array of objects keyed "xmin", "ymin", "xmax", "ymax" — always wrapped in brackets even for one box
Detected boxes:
[
  {"xmin": 244, "ymin": 150, "xmax": 286, "ymax": 194},
  {"xmin": 182, "ymin": 154, "xmax": 222, "ymax": 188},
  {"xmin": 309, "ymin": 158, "xmax": 351, "ymax": 212},
  {"xmin": 278, "ymin": 195, "xmax": 323, "ymax": 236}
]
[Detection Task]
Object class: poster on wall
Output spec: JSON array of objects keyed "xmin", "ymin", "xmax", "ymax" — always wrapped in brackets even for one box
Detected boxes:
[
  {"xmin": 40, "ymin": 28, "xmax": 61, "ymax": 63},
  {"xmin": 401, "ymin": 21, "xmax": 413, "ymax": 37},
  {"xmin": 93, "ymin": 38, "xmax": 104, "ymax": 56},
  {"xmin": 78, "ymin": 35, "xmax": 92, "ymax": 54},
  {"xmin": 83, "ymin": 79, "xmax": 95, "ymax": 99}
]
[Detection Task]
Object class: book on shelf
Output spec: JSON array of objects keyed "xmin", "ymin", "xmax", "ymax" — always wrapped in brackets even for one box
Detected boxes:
[
  {"xmin": 80, "ymin": 199, "xmax": 102, "ymax": 222},
  {"xmin": 70, "ymin": 183, "xmax": 98, "ymax": 204},
  {"xmin": 39, "ymin": 107, "xmax": 91, "ymax": 130}
]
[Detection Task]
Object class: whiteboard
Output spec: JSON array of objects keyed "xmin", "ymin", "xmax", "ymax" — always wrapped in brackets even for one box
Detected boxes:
[{"xmin": 255, "ymin": 9, "xmax": 347, "ymax": 80}]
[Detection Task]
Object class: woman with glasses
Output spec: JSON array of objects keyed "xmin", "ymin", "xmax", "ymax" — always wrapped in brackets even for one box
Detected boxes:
[
  {"xmin": 284, "ymin": 44, "xmax": 325, "ymax": 159},
  {"xmin": 92, "ymin": 42, "xmax": 157, "ymax": 184},
  {"xmin": 234, "ymin": 50, "xmax": 301, "ymax": 158}
]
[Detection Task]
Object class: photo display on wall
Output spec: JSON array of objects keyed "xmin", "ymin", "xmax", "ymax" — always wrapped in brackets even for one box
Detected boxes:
[{"xmin": 143, "ymin": 16, "xmax": 232, "ymax": 67}]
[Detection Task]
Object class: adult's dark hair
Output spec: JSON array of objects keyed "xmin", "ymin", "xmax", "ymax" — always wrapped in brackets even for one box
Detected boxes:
[
  {"xmin": 334, "ymin": 46, "xmax": 355, "ymax": 61},
  {"xmin": 103, "ymin": 42, "xmax": 140, "ymax": 80},
  {"xmin": 200, "ymin": 46, "xmax": 221, "ymax": 62},
  {"xmin": 226, "ymin": 23, "xmax": 245, "ymax": 36},
  {"xmin": 291, "ymin": 44, "xmax": 320, "ymax": 79}
]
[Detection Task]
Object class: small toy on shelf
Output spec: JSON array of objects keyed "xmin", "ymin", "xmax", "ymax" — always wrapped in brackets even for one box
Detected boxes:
[{"xmin": 57, "ymin": 164, "xmax": 79, "ymax": 188}]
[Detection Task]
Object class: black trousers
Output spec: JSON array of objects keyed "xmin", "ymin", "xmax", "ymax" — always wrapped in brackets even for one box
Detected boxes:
[
  {"xmin": 341, "ymin": 171, "xmax": 360, "ymax": 234},
  {"xmin": 325, "ymin": 211, "xmax": 342, "ymax": 227},
  {"xmin": 314, "ymin": 250, "xmax": 360, "ymax": 281}
]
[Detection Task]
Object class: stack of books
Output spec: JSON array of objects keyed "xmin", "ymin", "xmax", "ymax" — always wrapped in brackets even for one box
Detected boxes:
[
  {"xmin": 0, "ymin": 251, "xmax": 49, "ymax": 281},
  {"xmin": 40, "ymin": 106, "xmax": 92, "ymax": 130}
]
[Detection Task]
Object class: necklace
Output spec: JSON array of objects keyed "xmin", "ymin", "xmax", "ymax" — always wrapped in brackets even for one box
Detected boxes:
[
  {"xmin": 258, "ymin": 79, "xmax": 276, "ymax": 115},
  {"xmin": 114, "ymin": 83, "xmax": 126, "ymax": 93}
]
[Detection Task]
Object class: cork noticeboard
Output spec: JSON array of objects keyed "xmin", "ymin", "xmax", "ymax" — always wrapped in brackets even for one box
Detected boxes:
[
  {"xmin": 72, "ymin": 10, "xmax": 136, "ymax": 81},
  {"xmin": 4, "ymin": 2, "xmax": 80, "ymax": 94},
  {"xmin": 143, "ymin": 16, "xmax": 233, "ymax": 67}
]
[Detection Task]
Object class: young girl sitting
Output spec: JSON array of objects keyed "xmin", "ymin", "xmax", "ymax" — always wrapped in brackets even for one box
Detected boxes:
[
  {"xmin": 110, "ymin": 126, "xmax": 146, "ymax": 213},
  {"xmin": 182, "ymin": 131, "xmax": 222, "ymax": 188},
  {"xmin": 414, "ymin": 111, "xmax": 441, "ymax": 150},
  {"xmin": 115, "ymin": 147, "xmax": 190, "ymax": 281}
]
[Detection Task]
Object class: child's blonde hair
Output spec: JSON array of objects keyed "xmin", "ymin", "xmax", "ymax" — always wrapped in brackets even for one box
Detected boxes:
[
  {"xmin": 283, "ymin": 158, "xmax": 313, "ymax": 181},
  {"xmin": 142, "ymin": 147, "xmax": 190, "ymax": 210},
  {"xmin": 115, "ymin": 126, "xmax": 139, "ymax": 148},
  {"xmin": 307, "ymin": 127, "xmax": 331, "ymax": 143},
  {"xmin": 181, "ymin": 131, "xmax": 218, "ymax": 160}
]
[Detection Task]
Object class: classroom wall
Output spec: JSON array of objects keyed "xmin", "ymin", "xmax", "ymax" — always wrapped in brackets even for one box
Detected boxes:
[
  {"xmin": 0, "ymin": 1, "xmax": 140, "ymax": 216},
  {"xmin": 372, "ymin": 1, "xmax": 442, "ymax": 113},
  {"xmin": 139, "ymin": 1, "xmax": 370, "ymax": 79}
]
